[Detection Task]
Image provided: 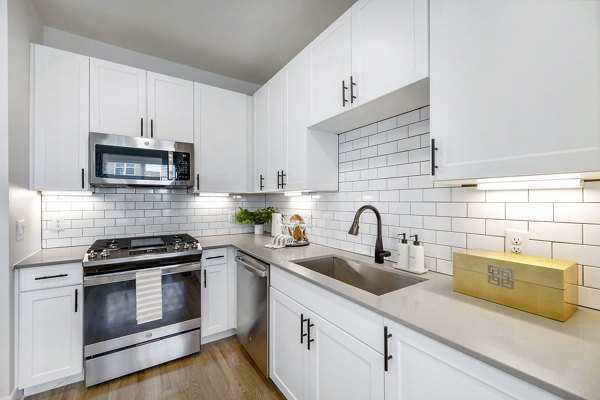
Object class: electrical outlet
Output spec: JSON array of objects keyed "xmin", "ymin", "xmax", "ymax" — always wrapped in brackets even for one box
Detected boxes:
[
  {"xmin": 50, "ymin": 216, "xmax": 65, "ymax": 231},
  {"xmin": 505, "ymin": 229, "xmax": 529, "ymax": 254},
  {"xmin": 16, "ymin": 220, "xmax": 25, "ymax": 241},
  {"xmin": 229, "ymin": 210, "xmax": 236, "ymax": 223}
]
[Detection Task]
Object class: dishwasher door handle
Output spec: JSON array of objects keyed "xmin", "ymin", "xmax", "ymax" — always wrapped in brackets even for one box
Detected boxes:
[{"xmin": 235, "ymin": 256, "xmax": 268, "ymax": 278}]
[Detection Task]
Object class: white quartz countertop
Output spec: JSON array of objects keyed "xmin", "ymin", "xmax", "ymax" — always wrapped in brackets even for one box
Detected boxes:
[{"xmin": 15, "ymin": 234, "xmax": 600, "ymax": 399}]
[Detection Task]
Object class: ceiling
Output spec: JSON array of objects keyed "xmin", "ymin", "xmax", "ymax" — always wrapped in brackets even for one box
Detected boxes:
[{"xmin": 31, "ymin": 0, "xmax": 356, "ymax": 84}]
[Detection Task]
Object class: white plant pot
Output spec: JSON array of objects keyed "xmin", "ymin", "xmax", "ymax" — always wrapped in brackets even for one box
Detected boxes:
[{"xmin": 254, "ymin": 224, "xmax": 265, "ymax": 235}]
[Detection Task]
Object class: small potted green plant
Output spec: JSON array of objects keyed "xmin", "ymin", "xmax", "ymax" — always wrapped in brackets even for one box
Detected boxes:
[{"xmin": 235, "ymin": 206, "xmax": 277, "ymax": 235}]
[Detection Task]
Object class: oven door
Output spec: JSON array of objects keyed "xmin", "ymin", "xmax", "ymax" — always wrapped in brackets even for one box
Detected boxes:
[{"xmin": 83, "ymin": 262, "xmax": 201, "ymax": 358}]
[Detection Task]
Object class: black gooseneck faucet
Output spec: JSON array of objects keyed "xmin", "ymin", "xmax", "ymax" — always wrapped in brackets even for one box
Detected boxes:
[{"xmin": 348, "ymin": 205, "xmax": 391, "ymax": 264}]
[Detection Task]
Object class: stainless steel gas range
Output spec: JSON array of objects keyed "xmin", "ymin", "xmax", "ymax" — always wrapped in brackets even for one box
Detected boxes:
[{"xmin": 82, "ymin": 234, "xmax": 202, "ymax": 386}]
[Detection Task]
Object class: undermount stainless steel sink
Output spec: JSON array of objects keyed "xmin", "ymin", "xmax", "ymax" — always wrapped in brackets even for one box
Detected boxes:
[{"xmin": 291, "ymin": 255, "xmax": 426, "ymax": 295}]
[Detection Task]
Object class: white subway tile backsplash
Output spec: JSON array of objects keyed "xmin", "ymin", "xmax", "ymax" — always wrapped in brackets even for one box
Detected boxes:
[
  {"xmin": 467, "ymin": 234, "xmax": 504, "ymax": 251},
  {"xmin": 452, "ymin": 218, "xmax": 485, "ymax": 234},
  {"xmin": 553, "ymin": 243, "xmax": 600, "ymax": 267},
  {"xmin": 529, "ymin": 222, "xmax": 582, "ymax": 244},
  {"xmin": 485, "ymin": 190, "xmax": 528, "ymax": 203},
  {"xmin": 437, "ymin": 203, "xmax": 467, "ymax": 217},
  {"xmin": 485, "ymin": 219, "xmax": 528, "ymax": 237},
  {"xmin": 529, "ymin": 189, "xmax": 582, "ymax": 203},
  {"xmin": 583, "ymin": 224, "xmax": 600, "ymax": 246},
  {"xmin": 468, "ymin": 203, "xmax": 505, "ymax": 219},
  {"xmin": 506, "ymin": 203, "xmax": 552, "ymax": 221},
  {"xmin": 584, "ymin": 266, "xmax": 600, "ymax": 289},
  {"xmin": 555, "ymin": 203, "xmax": 600, "ymax": 224}
]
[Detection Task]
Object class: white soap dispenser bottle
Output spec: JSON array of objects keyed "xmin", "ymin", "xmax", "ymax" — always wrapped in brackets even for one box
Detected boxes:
[
  {"xmin": 408, "ymin": 234, "xmax": 426, "ymax": 273},
  {"xmin": 396, "ymin": 233, "xmax": 409, "ymax": 270}
]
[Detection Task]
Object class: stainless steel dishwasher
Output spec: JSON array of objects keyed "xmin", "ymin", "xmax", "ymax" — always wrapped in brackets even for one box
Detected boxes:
[{"xmin": 235, "ymin": 251, "xmax": 269, "ymax": 377}]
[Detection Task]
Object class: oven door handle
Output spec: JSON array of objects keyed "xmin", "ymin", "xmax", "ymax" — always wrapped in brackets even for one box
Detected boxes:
[{"xmin": 84, "ymin": 261, "xmax": 201, "ymax": 286}]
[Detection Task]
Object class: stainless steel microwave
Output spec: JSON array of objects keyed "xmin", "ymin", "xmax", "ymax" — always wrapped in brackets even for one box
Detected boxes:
[{"xmin": 90, "ymin": 132, "xmax": 194, "ymax": 187}]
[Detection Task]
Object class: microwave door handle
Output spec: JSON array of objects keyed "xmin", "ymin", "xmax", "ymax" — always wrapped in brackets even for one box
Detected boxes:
[{"xmin": 168, "ymin": 152, "xmax": 174, "ymax": 181}]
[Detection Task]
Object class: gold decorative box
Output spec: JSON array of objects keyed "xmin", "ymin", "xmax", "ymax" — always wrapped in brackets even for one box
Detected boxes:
[{"xmin": 453, "ymin": 249, "xmax": 578, "ymax": 321}]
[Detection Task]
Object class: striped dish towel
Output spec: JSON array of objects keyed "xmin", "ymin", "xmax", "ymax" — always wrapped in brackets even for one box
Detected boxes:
[
  {"xmin": 263, "ymin": 234, "xmax": 294, "ymax": 249},
  {"xmin": 136, "ymin": 269, "xmax": 163, "ymax": 324}
]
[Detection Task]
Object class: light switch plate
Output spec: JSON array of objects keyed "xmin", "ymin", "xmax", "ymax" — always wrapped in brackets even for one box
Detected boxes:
[{"xmin": 16, "ymin": 220, "xmax": 25, "ymax": 241}]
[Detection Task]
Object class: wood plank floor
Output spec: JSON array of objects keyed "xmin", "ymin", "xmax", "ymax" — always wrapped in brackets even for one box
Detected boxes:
[{"xmin": 28, "ymin": 336, "xmax": 285, "ymax": 400}]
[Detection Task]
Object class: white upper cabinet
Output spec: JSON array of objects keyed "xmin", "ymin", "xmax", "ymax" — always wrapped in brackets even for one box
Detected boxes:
[
  {"xmin": 307, "ymin": 9, "xmax": 352, "ymax": 127},
  {"xmin": 89, "ymin": 58, "xmax": 146, "ymax": 137},
  {"xmin": 31, "ymin": 45, "xmax": 89, "ymax": 191},
  {"xmin": 253, "ymin": 71, "xmax": 284, "ymax": 192},
  {"xmin": 253, "ymin": 84, "xmax": 269, "ymax": 192},
  {"xmin": 307, "ymin": 0, "xmax": 429, "ymax": 133},
  {"xmin": 430, "ymin": 0, "xmax": 600, "ymax": 182},
  {"xmin": 284, "ymin": 51, "xmax": 339, "ymax": 192},
  {"xmin": 194, "ymin": 83, "xmax": 248, "ymax": 193},
  {"xmin": 351, "ymin": 0, "xmax": 429, "ymax": 105},
  {"xmin": 147, "ymin": 72, "xmax": 194, "ymax": 143}
]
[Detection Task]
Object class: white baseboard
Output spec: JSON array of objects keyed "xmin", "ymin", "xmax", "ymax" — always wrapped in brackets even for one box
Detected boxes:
[
  {"xmin": 22, "ymin": 372, "xmax": 83, "ymax": 397},
  {"xmin": 201, "ymin": 328, "xmax": 236, "ymax": 345}
]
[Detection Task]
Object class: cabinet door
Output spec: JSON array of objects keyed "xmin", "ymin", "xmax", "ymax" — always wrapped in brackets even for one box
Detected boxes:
[
  {"xmin": 283, "ymin": 51, "xmax": 308, "ymax": 191},
  {"xmin": 384, "ymin": 319, "xmax": 559, "ymax": 400},
  {"xmin": 309, "ymin": 312, "xmax": 384, "ymax": 400},
  {"xmin": 31, "ymin": 45, "xmax": 89, "ymax": 191},
  {"xmin": 19, "ymin": 285, "xmax": 82, "ymax": 388},
  {"xmin": 147, "ymin": 72, "xmax": 194, "ymax": 143},
  {"xmin": 351, "ymin": 0, "xmax": 429, "ymax": 105},
  {"xmin": 430, "ymin": 0, "xmax": 600, "ymax": 182},
  {"xmin": 89, "ymin": 58, "xmax": 146, "ymax": 137},
  {"xmin": 201, "ymin": 264, "xmax": 228, "ymax": 337},
  {"xmin": 253, "ymin": 85, "xmax": 269, "ymax": 192},
  {"xmin": 307, "ymin": 9, "xmax": 352, "ymax": 127},
  {"xmin": 266, "ymin": 71, "xmax": 285, "ymax": 191},
  {"xmin": 194, "ymin": 83, "xmax": 247, "ymax": 193},
  {"xmin": 270, "ymin": 288, "xmax": 311, "ymax": 400}
]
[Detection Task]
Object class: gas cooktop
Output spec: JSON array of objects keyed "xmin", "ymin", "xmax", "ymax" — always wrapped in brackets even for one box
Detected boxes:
[{"xmin": 83, "ymin": 234, "xmax": 202, "ymax": 273}]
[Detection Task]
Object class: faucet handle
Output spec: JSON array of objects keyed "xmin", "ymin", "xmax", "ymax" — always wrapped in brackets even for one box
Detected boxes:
[{"xmin": 380, "ymin": 249, "xmax": 392, "ymax": 258}]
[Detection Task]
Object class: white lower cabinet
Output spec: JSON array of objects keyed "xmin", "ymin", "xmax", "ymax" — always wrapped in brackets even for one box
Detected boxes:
[
  {"xmin": 383, "ymin": 319, "xmax": 560, "ymax": 400},
  {"xmin": 201, "ymin": 263, "xmax": 228, "ymax": 337},
  {"xmin": 18, "ymin": 264, "xmax": 83, "ymax": 389},
  {"xmin": 270, "ymin": 287, "xmax": 383, "ymax": 400},
  {"xmin": 201, "ymin": 247, "xmax": 236, "ymax": 340}
]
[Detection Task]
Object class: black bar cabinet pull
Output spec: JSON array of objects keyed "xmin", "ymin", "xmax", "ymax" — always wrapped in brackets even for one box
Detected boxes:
[
  {"xmin": 34, "ymin": 273, "xmax": 68, "ymax": 281},
  {"xmin": 206, "ymin": 255, "xmax": 224, "ymax": 260},
  {"xmin": 431, "ymin": 139, "xmax": 438, "ymax": 176},
  {"xmin": 81, "ymin": 168, "xmax": 85, "ymax": 189},
  {"xmin": 277, "ymin": 170, "xmax": 282, "ymax": 189},
  {"xmin": 300, "ymin": 313, "xmax": 308, "ymax": 344},
  {"xmin": 203, "ymin": 270, "xmax": 207, "ymax": 288},
  {"xmin": 141, "ymin": 117, "xmax": 144, "ymax": 136},
  {"xmin": 281, "ymin": 170, "xmax": 286, "ymax": 188},
  {"xmin": 342, "ymin": 80, "xmax": 348, "ymax": 107},
  {"xmin": 150, "ymin": 119, "xmax": 154, "ymax": 138},
  {"xmin": 260, "ymin": 174, "xmax": 264, "ymax": 191},
  {"xmin": 196, "ymin": 174, "xmax": 200, "ymax": 191},
  {"xmin": 384, "ymin": 326, "xmax": 392, "ymax": 372},
  {"xmin": 307, "ymin": 319, "xmax": 315, "ymax": 350},
  {"xmin": 350, "ymin": 75, "xmax": 357, "ymax": 103},
  {"xmin": 75, "ymin": 289, "xmax": 78, "ymax": 313}
]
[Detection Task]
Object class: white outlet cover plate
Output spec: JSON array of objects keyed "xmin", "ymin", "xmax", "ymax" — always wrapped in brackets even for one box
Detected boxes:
[{"xmin": 505, "ymin": 229, "xmax": 529, "ymax": 254}]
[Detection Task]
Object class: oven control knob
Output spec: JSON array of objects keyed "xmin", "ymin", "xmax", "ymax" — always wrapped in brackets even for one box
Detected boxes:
[
  {"xmin": 100, "ymin": 249, "xmax": 110, "ymax": 257},
  {"xmin": 192, "ymin": 242, "xmax": 199, "ymax": 249},
  {"xmin": 173, "ymin": 243, "xmax": 181, "ymax": 250},
  {"xmin": 88, "ymin": 251, "xmax": 97, "ymax": 259},
  {"xmin": 183, "ymin": 243, "xmax": 190, "ymax": 250}
]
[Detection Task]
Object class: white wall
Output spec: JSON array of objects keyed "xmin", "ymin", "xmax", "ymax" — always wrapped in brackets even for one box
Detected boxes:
[
  {"xmin": 8, "ymin": 0, "xmax": 42, "ymax": 268},
  {"xmin": 5, "ymin": 0, "xmax": 44, "ymax": 396},
  {"xmin": 0, "ymin": 1, "xmax": 11, "ymax": 398},
  {"xmin": 42, "ymin": 26, "xmax": 261, "ymax": 96}
]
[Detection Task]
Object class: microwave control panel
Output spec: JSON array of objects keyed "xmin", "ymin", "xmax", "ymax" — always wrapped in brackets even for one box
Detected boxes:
[{"xmin": 174, "ymin": 152, "xmax": 191, "ymax": 181}]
